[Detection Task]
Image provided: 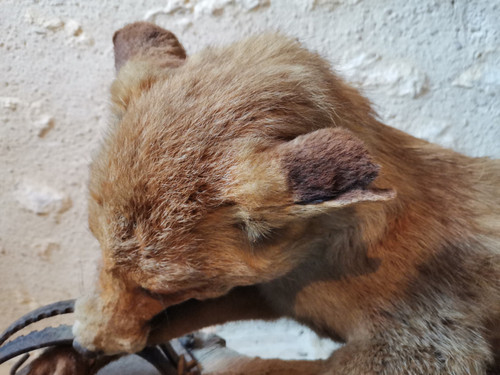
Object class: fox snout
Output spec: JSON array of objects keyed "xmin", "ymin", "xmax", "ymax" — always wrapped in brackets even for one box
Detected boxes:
[{"xmin": 72, "ymin": 275, "xmax": 165, "ymax": 355}]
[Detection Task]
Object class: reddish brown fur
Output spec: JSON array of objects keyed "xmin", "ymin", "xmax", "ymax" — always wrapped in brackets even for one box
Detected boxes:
[{"xmin": 58, "ymin": 22, "xmax": 500, "ymax": 374}]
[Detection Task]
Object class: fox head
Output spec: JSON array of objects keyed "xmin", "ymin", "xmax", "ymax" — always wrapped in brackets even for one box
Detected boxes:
[{"xmin": 73, "ymin": 22, "xmax": 393, "ymax": 355}]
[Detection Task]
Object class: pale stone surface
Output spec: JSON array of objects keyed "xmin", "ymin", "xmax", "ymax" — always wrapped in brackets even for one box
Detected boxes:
[
  {"xmin": 64, "ymin": 19, "xmax": 83, "ymax": 37},
  {"xmin": 0, "ymin": 0, "xmax": 499, "ymax": 373},
  {"xmin": 13, "ymin": 181, "xmax": 71, "ymax": 215},
  {"xmin": 239, "ymin": 0, "xmax": 270, "ymax": 11},
  {"xmin": 339, "ymin": 53, "xmax": 429, "ymax": 98},
  {"xmin": 0, "ymin": 97, "xmax": 22, "ymax": 111},
  {"xmin": 33, "ymin": 240, "xmax": 61, "ymax": 261},
  {"xmin": 453, "ymin": 49, "xmax": 500, "ymax": 88},
  {"xmin": 32, "ymin": 115, "xmax": 55, "ymax": 138}
]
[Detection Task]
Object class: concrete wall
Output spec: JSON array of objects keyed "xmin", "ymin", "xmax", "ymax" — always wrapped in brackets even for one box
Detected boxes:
[{"xmin": 1, "ymin": 0, "xmax": 499, "ymax": 370}]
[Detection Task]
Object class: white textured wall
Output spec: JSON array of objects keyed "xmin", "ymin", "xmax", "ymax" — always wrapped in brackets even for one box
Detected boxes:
[{"xmin": 1, "ymin": 0, "xmax": 499, "ymax": 370}]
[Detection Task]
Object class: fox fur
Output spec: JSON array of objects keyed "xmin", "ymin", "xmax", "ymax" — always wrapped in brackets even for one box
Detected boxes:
[{"xmin": 61, "ymin": 22, "xmax": 500, "ymax": 374}]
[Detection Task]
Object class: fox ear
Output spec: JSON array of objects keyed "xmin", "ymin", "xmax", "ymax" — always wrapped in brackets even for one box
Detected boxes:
[
  {"xmin": 275, "ymin": 128, "xmax": 395, "ymax": 209},
  {"xmin": 110, "ymin": 22, "xmax": 186, "ymax": 117},
  {"xmin": 113, "ymin": 22, "xmax": 186, "ymax": 72}
]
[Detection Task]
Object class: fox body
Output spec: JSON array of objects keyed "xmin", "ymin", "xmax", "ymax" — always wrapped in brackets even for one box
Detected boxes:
[{"xmin": 68, "ymin": 22, "xmax": 500, "ymax": 374}]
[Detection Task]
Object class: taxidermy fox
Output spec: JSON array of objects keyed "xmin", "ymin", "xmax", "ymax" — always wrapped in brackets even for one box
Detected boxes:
[{"xmin": 34, "ymin": 22, "xmax": 500, "ymax": 374}]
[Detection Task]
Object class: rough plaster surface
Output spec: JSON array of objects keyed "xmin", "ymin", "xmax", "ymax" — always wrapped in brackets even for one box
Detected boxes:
[{"xmin": 0, "ymin": 0, "xmax": 499, "ymax": 372}]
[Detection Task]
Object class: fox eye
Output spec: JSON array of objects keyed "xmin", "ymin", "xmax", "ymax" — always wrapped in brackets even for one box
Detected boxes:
[
  {"xmin": 234, "ymin": 219, "xmax": 282, "ymax": 246},
  {"xmin": 138, "ymin": 286, "xmax": 161, "ymax": 300}
]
